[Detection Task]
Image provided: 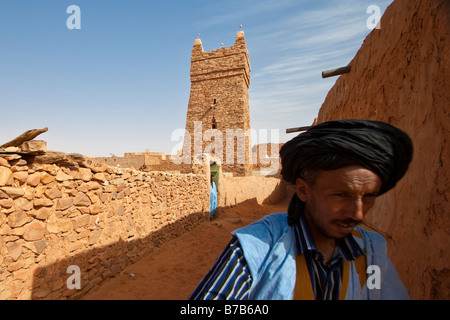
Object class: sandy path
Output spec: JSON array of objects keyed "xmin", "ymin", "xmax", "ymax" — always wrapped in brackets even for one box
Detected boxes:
[{"xmin": 83, "ymin": 198, "xmax": 289, "ymax": 300}]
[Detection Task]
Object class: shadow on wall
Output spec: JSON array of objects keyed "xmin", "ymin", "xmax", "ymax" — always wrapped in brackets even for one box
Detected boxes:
[
  {"xmin": 262, "ymin": 179, "xmax": 293, "ymax": 206},
  {"xmin": 217, "ymin": 175, "xmax": 289, "ymax": 209},
  {"xmin": 31, "ymin": 211, "xmax": 206, "ymax": 300},
  {"xmin": 211, "ymin": 178, "xmax": 292, "ymax": 223}
]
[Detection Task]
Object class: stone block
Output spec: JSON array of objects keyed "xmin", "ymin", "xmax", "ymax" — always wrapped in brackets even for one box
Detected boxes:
[
  {"xmin": 0, "ymin": 157, "xmax": 10, "ymax": 167},
  {"xmin": 33, "ymin": 198, "xmax": 54, "ymax": 207},
  {"xmin": 7, "ymin": 242, "xmax": 22, "ymax": 261},
  {"xmin": 33, "ymin": 207, "xmax": 52, "ymax": 220},
  {"xmin": 55, "ymin": 171, "xmax": 73, "ymax": 182},
  {"xmin": 14, "ymin": 197, "xmax": 33, "ymax": 211},
  {"xmin": 0, "ymin": 198, "xmax": 13, "ymax": 208},
  {"xmin": 33, "ymin": 239, "xmax": 50, "ymax": 255},
  {"xmin": 73, "ymin": 192, "xmax": 91, "ymax": 207},
  {"xmin": 44, "ymin": 186, "xmax": 62, "ymax": 200},
  {"xmin": 13, "ymin": 171, "xmax": 28, "ymax": 185},
  {"xmin": 72, "ymin": 214, "xmax": 91, "ymax": 229},
  {"xmin": 78, "ymin": 168, "xmax": 93, "ymax": 182},
  {"xmin": 8, "ymin": 210, "xmax": 30, "ymax": 228},
  {"xmin": 81, "ymin": 157, "xmax": 107, "ymax": 173},
  {"xmin": 20, "ymin": 140, "xmax": 47, "ymax": 153},
  {"xmin": 0, "ymin": 167, "xmax": 13, "ymax": 186},
  {"xmin": 23, "ymin": 220, "xmax": 46, "ymax": 241},
  {"xmin": 40, "ymin": 172, "xmax": 55, "ymax": 185},
  {"xmin": 0, "ymin": 187, "xmax": 24, "ymax": 198},
  {"xmin": 89, "ymin": 203, "xmax": 102, "ymax": 214},
  {"xmin": 33, "ymin": 185, "xmax": 47, "ymax": 198},
  {"xmin": 55, "ymin": 198, "xmax": 73, "ymax": 211}
]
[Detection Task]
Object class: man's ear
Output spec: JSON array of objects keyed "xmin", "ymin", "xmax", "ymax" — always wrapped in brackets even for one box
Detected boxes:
[{"xmin": 295, "ymin": 178, "xmax": 309, "ymax": 202}]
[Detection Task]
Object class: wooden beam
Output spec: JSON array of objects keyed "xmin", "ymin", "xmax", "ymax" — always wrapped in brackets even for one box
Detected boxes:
[
  {"xmin": 285, "ymin": 126, "xmax": 312, "ymax": 134},
  {"xmin": 1, "ymin": 127, "xmax": 48, "ymax": 148},
  {"xmin": 322, "ymin": 65, "xmax": 351, "ymax": 78}
]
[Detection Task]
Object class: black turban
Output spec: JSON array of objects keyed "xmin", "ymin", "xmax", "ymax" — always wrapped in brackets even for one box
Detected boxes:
[{"xmin": 280, "ymin": 119, "xmax": 413, "ymax": 225}]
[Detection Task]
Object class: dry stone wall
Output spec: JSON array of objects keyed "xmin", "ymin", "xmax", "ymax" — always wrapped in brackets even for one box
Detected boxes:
[{"xmin": 0, "ymin": 154, "xmax": 209, "ymax": 299}]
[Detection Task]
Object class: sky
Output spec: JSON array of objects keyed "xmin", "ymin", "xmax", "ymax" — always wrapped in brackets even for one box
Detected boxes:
[{"xmin": 0, "ymin": 0, "xmax": 393, "ymax": 158}]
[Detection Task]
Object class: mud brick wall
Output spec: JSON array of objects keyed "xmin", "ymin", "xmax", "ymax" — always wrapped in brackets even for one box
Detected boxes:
[
  {"xmin": 96, "ymin": 154, "xmax": 146, "ymax": 170},
  {"xmin": 217, "ymin": 175, "xmax": 287, "ymax": 209},
  {"xmin": 316, "ymin": 0, "xmax": 449, "ymax": 299},
  {"xmin": 0, "ymin": 155, "xmax": 209, "ymax": 300}
]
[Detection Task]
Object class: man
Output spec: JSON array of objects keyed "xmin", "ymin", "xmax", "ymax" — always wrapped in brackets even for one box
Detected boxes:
[{"xmin": 190, "ymin": 119, "xmax": 413, "ymax": 300}]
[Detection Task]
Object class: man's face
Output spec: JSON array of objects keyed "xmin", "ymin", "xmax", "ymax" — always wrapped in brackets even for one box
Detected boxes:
[{"xmin": 296, "ymin": 165, "xmax": 382, "ymax": 240}]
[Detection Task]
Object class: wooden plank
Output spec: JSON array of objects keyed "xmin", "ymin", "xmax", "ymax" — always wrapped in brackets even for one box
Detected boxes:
[
  {"xmin": 1, "ymin": 127, "xmax": 48, "ymax": 148},
  {"xmin": 285, "ymin": 125, "xmax": 312, "ymax": 134},
  {"xmin": 321, "ymin": 65, "xmax": 351, "ymax": 78}
]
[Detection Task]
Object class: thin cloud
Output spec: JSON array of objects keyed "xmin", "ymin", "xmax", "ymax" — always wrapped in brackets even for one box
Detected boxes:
[
  {"xmin": 254, "ymin": 48, "xmax": 350, "ymax": 78},
  {"xmin": 246, "ymin": 0, "xmax": 392, "ymax": 142},
  {"xmin": 200, "ymin": 0, "xmax": 300, "ymax": 28}
]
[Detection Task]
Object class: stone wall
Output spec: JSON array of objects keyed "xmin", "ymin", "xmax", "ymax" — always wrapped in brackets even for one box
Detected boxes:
[
  {"xmin": 316, "ymin": 0, "xmax": 449, "ymax": 299},
  {"xmin": 0, "ymin": 154, "xmax": 209, "ymax": 299}
]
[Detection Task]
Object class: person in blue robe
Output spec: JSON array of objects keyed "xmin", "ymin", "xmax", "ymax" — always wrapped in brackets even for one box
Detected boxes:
[{"xmin": 209, "ymin": 175, "xmax": 217, "ymax": 219}]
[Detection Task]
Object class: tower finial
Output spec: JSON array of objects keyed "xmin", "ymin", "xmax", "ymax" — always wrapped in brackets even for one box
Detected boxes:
[
  {"xmin": 193, "ymin": 33, "xmax": 203, "ymax": 47},
  {"xmin": 236, "ymin": 25, "xmax": 245, "ymax": 42}
]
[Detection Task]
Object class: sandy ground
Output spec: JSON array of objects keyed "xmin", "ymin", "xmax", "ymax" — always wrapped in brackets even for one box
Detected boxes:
[{"xmin": 83, "ymin": 197, "xmax": 289, "ymax": 300}]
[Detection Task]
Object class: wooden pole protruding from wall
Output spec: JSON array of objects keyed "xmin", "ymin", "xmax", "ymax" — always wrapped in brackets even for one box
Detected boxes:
[{"xmin": 322, "ymin": 65, "xmax": 351, "ymax": 78}]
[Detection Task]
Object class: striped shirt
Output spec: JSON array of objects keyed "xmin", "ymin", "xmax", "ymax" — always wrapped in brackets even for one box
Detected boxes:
[
  {"xmin": 189, "ymin": 236, "xmax": 252, "ymax": 299},
  {"xmin": 189, "ymin": 214, "xmax": 365, "ymax": 300}
]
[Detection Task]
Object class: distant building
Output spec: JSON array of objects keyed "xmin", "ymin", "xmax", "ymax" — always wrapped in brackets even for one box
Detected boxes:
[{"xmin": 96, "ymin": 151, "xmax": 181, "ymax": 172}]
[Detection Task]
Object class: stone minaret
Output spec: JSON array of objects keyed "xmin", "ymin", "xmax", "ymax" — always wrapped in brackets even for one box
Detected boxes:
[{"xmin": 182, "ymin": 30, "xmax": 251, "ymax": 176}]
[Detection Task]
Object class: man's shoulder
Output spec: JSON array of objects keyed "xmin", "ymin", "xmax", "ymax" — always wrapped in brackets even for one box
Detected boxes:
[
  {"xmin": 354, "ymin": 225, "xmax": 388, "ymax": 256},
  {"xmin": 256, "ymin": 212, "xmax": 289, "ymax": 230},
  {"xmin": 233, "ymin": 212, "xmax": 289, "ymax": 239},
  {"xmin": 231, "ymin": 212, "xmax": 293, "ymax": 253},
  {"xmin": 232, "ymin": 212, "xmax": 295, "ymax": 282},
  {"xmin": 354, "ymin": 225, "xmax": 386, "ymax": 242}
]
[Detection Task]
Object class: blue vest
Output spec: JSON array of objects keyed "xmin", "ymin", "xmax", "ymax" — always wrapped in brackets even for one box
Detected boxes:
[{"xmin": 233, "ymin": 212, "xmax": 410, "ymax": 300}]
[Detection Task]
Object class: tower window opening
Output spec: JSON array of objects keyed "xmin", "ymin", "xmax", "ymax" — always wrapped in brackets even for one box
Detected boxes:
[{"xmin": 212, "ymin": 117, "xmax": 217, "ymax": 129}]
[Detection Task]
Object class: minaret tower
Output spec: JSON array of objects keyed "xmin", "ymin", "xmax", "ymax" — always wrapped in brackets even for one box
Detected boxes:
[{"xmin": 182, "ymin": 29, "xmax": 251, "ymax": 176}]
